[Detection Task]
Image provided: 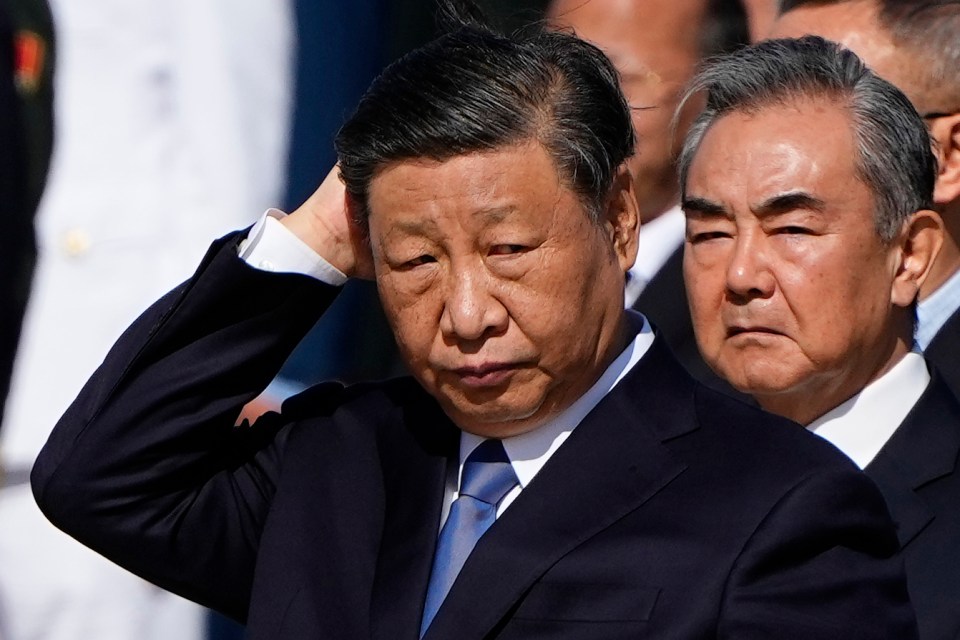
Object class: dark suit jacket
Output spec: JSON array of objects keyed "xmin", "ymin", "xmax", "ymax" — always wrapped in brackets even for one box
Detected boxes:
[
  {"xmin": 866, "ymin": 373, "xmax": 960, "ymax": 640},
  {"xmin": 33, "ymin": 233, "xmax": 917, "ymax": 639},
  {"xmin": 632, "ymin": 246, "xmax": 751, "ymax": 402},
  {"xmin": 925, "ymin": 306, "xmax": 960, "ymax": 402}
]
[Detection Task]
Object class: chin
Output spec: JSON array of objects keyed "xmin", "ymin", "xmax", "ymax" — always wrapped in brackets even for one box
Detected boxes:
[{"xmin": 443, "ymin": 398, "xmax": 546, "ymax": 438}]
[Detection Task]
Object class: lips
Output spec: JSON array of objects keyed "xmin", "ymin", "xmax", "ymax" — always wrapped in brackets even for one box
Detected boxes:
[
  {"xmin": 451, "ymin": 362, "xmax": 520, "ymax": 388},
  {"xmin": 725, "ymin": 325, "xmax": 784, "ymax": 338}
]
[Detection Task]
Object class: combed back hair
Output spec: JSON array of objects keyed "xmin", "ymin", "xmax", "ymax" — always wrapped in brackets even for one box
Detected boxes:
[
  {"xmin": 677, "ymin": 36, "xmax": 936, "ymax": 241},
  {"xmin": 335, "ymin": 3, "xmax": 635, "ymax": 224},
  {"xmin": 777, "ymin": 0, "xmax": 960, "ymax": 112}
]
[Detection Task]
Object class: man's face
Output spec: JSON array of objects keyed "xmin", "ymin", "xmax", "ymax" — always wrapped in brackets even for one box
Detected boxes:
[
  {"xmin": 770, "ymin": 1, "xmax": 923, "ymax": 109},
  {"xmin": 683, "ymin": 102, "xmax": 909, "ymax": 424},
  {"xmin": 367, "ymin": 142, "xmax": 637, "ymax": 438},
  {"xmin": 548, "ymin": 0, "xmax": 706, "ymax": 222}
]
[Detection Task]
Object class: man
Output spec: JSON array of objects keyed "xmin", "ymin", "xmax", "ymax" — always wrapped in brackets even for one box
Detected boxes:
[
  {"xmin": 680, "ymin": 36, "xmax": 959, "ymax": 640},
  {"xmin": 33, "ymin": 16, "xmax": 916, "ymax": 639},
  {"xmin": 771, "ymin": 0, "xmax": 960, "ymax": 400},
  {"xmin": 546, "ymin": 0, "xmax": 749, "ymax": 390}
]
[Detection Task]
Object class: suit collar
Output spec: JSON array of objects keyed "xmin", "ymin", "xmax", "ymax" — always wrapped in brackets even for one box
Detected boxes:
[
  {"xmin": 866, "ymin": 373, "xmax": 960, "ymax": 547},
  {"xmin": 422, "ymin": 336, "xmax": 697, "ymax": 639}
]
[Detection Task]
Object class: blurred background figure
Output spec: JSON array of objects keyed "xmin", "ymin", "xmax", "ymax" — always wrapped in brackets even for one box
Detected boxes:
[
  {"xmin": 0, "ymin": 0, "xmax": 53, "ymax": 445},
  {"xmin": 546, "ymin": 0, "xmax": 749, "ymax": 393},
  {"xmin": 0, "ymin": 0, "xmax": 294, "ymax": 638},
  {"xmin": 1, "ymin": 0, "xmax": 54, "ymax": 637},
  {"xmin": 771, "ymin": 0, "xmax": 960, "ymax": 403},
  {"xmin": 741, "ymin": 0, "xmax": 778, "ymax": 39}
]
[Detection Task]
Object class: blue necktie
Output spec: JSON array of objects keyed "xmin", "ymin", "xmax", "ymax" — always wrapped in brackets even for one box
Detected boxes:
[{"xmin": 420, "ymin": 439, "xmax": 519, "ymax": 637}]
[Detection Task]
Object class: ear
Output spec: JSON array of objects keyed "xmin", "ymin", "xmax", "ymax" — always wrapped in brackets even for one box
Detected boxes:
[
  {"xmin": 930, "ymin": 113, "xmax": 960, "ymax": 205},
  {"xmin": 891, "ymin": 209, "xmax": 944, "ymax": 308},
  {"xmin": 603, "ymin": 164, "xmax": 641, "ymax": 273}
]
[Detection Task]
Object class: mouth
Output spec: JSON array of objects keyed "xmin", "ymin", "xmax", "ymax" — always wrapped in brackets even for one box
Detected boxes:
[
  {"xmin": 451, "ymin": 362, "xmax": 521, "ymax": 389},
  {"xmin": 726, "ymin": 326, "xmax": 784, "ymax": 338}
]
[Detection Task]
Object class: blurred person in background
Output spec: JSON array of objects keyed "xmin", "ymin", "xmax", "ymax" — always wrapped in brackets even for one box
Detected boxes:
[
  {"xmin": 546, "ymin": 0, "xmax": 750, "ymax": 394},
  {"xmin": 0, "ymin": 0, "xmax": 294, "ymax": 638},
  {"xmin": 1, "ymin": 0, "xmax": 53, "ymax": 637},
  {"xmin": 0, "ymin": 0, "xmax": 53, "ymax": 448}
]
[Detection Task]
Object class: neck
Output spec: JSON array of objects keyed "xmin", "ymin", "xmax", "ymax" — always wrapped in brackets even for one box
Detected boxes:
[{"xmin": 755, "ymin": 335, "xmax": 912, "ymax": 427}]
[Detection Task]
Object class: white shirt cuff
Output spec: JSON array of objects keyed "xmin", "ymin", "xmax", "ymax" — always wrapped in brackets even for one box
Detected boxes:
[{"xmin": 238, "ymin": 209, "xmax": 348, "ymax": 286}]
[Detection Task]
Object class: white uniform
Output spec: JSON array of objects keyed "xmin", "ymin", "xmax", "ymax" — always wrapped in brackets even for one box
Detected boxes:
[{"xmin": 0, "ymin": 0, "xmax": 293, "ymax": 637}]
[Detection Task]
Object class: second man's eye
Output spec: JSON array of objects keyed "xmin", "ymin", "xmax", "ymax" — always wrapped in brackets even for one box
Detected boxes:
[{"xmin": 489, "ymin": 244, "xmax": 527, "ymax": 256}]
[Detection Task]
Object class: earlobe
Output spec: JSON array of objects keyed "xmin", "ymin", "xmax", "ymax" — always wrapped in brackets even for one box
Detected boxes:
[
  {"xmin": 931, "ymin": 114, "xmax": 960, "ymax": 205},
  {"xmin": 891, "ymin": 209, "xmax": 944, "ymax": 307},
  {"xmin": 605, "ymin": 164, "xmax": 641, "ymax": 272}
]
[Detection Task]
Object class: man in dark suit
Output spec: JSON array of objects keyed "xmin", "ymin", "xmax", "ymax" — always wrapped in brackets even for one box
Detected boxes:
[
  {"xmin": 681, "ymin": 36, "xmax": 959, "ymax": 640},
  {"xmin": 32, "ymin": 15, "xmax": 916, "ymax": 639},
  {"xmin": 547, "ymin": 0, "xmax": 749, "ymax": 394},
  {"xmin": 0, "ymin": 0, "xmax": 53, "ymax": 434},
  {"xmin": 772, "ymin": 0, "xmax": 960, "ymax": 412}
]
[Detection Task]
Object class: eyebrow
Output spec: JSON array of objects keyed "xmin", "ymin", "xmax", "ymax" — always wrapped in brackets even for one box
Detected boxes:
[
  {"xmin": 682, "ymin": 196, "xmax": 728, "ymax": 218},
  {"xmin": 385, "ymin": 205, "xmax": 519, "ymax": 237},
  {"xmin": 754, "ymin": 191, "xmax": 827, "ymax": 217},
  {"xmin": 682, "ymin": 191, "xmax": 827, "ymax": 219}
]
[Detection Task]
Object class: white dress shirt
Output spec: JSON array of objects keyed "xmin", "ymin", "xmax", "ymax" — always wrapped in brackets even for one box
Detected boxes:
[
  {"xmin": 807, "ymin": 352, "xmax": 930, "ymax": 469},
  {"xmin": 237, "ymin": 209, "xmax": 657, "ymax": 527}
]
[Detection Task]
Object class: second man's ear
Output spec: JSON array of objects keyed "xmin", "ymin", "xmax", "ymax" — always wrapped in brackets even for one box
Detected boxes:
[{"xmin": 891, "ymin": 208, "xmax": 945, "ymax": 308}]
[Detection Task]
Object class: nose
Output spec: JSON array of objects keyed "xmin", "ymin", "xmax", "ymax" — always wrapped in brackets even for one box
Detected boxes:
[
  {"xmin": 439, "ymin": 265, "xmax": 508, "ymax": 342},
  {"xmin": 724, "ymin": 233, "xmax": 775, "ymax": 302}
]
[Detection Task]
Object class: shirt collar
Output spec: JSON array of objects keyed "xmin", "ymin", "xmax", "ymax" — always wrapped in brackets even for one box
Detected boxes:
[
  {"xmin": 806, "ymin": 352, "xmax": 930, "ymax": 469},
  {"xmin": 916, "ymin": 266, "xmax": 960, "ymax": 350},
  {"xmin": 460, "ymin": 311, "xmax": 654, "ymax": 488}
]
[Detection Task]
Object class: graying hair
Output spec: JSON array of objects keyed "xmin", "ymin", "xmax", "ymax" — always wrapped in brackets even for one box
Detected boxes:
[{"xmin": 677, "ymin": 36, "xmax": 936, "ymax": 241}]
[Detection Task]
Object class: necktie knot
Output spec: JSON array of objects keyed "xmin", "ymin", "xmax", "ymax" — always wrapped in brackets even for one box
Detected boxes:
[
  {"xmin": 459, "ymin": 438, "xmax": 517, "ymax": 506},
  {"xmin": 420, "ymin": 439, "xmax": 518, "ymax": 636}
]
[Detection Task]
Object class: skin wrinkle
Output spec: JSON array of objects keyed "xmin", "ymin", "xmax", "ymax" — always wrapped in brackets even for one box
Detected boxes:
[
  {"xmin": 683, "ymin": 101, "xmax": 930, "ymax": 424},
  {"xmin": 366, "ymin": 141, "xmax": 637, "ymax": 437}
]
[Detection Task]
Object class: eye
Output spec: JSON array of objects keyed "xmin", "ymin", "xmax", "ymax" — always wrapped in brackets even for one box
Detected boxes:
[
  {"xmin": 688, "ymin": 231, "xmax": 730, "ymax": 244},
  {"xmin": 402, "ymin": 254, "xmax": 437, "ymax": 268},
  {"xmin": 488, "ymin": 244, "xmax": 528, "ymax": 256},
  {"xmin": 775, "ymin": 226, "xmax": 813, "ymax": 235}
]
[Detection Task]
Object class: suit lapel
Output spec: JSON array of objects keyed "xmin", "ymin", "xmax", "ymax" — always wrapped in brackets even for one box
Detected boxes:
[
  {"xmin": 865, "ymin": 374, "xmax": 960, "ymax": 548},
  {"xmin": 423, "ymin": 338, "xmax": 697, "ymax": 640},
  {"xmin": 370, "ymin": 387, "xmax": 460, "ymax": 640}
]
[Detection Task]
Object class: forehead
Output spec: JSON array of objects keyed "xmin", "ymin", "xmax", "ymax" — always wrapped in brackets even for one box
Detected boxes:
[
  {"xmin": 548, "ymin": 0, "xmax": 704, "ymax": 75},
  {"xmin": 688, "ymin": 101, "xmax": 866, "ymax": 205},
  {"xmin": 365, "ymin": 142, "xmax": 579, "ymax": 232}
]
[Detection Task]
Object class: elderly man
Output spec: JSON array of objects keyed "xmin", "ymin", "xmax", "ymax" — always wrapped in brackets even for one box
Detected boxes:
[
  {"xmin": 33, "ymin": 12, "xmax": 915, "ymax": 640},
  {"xmin": 547, "ymin": 0, "xmax": 748, "ymax": 391},
  {"xmin": 771, "ymin": 0, "xmax": 960, "ymax": 398},
  {"xmin": 681, "ymin": 35, "xmax": 958, "ymax": 640}
]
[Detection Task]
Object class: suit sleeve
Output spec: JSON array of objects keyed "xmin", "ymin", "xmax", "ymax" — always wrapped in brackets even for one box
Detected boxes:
[
  {"xmin": 718, "ymin": 466, "xmax": 918, "ymax": 639},
  {"xmin": 31, "ymin": 231, "xmax": 343, "ymax": 621}
]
